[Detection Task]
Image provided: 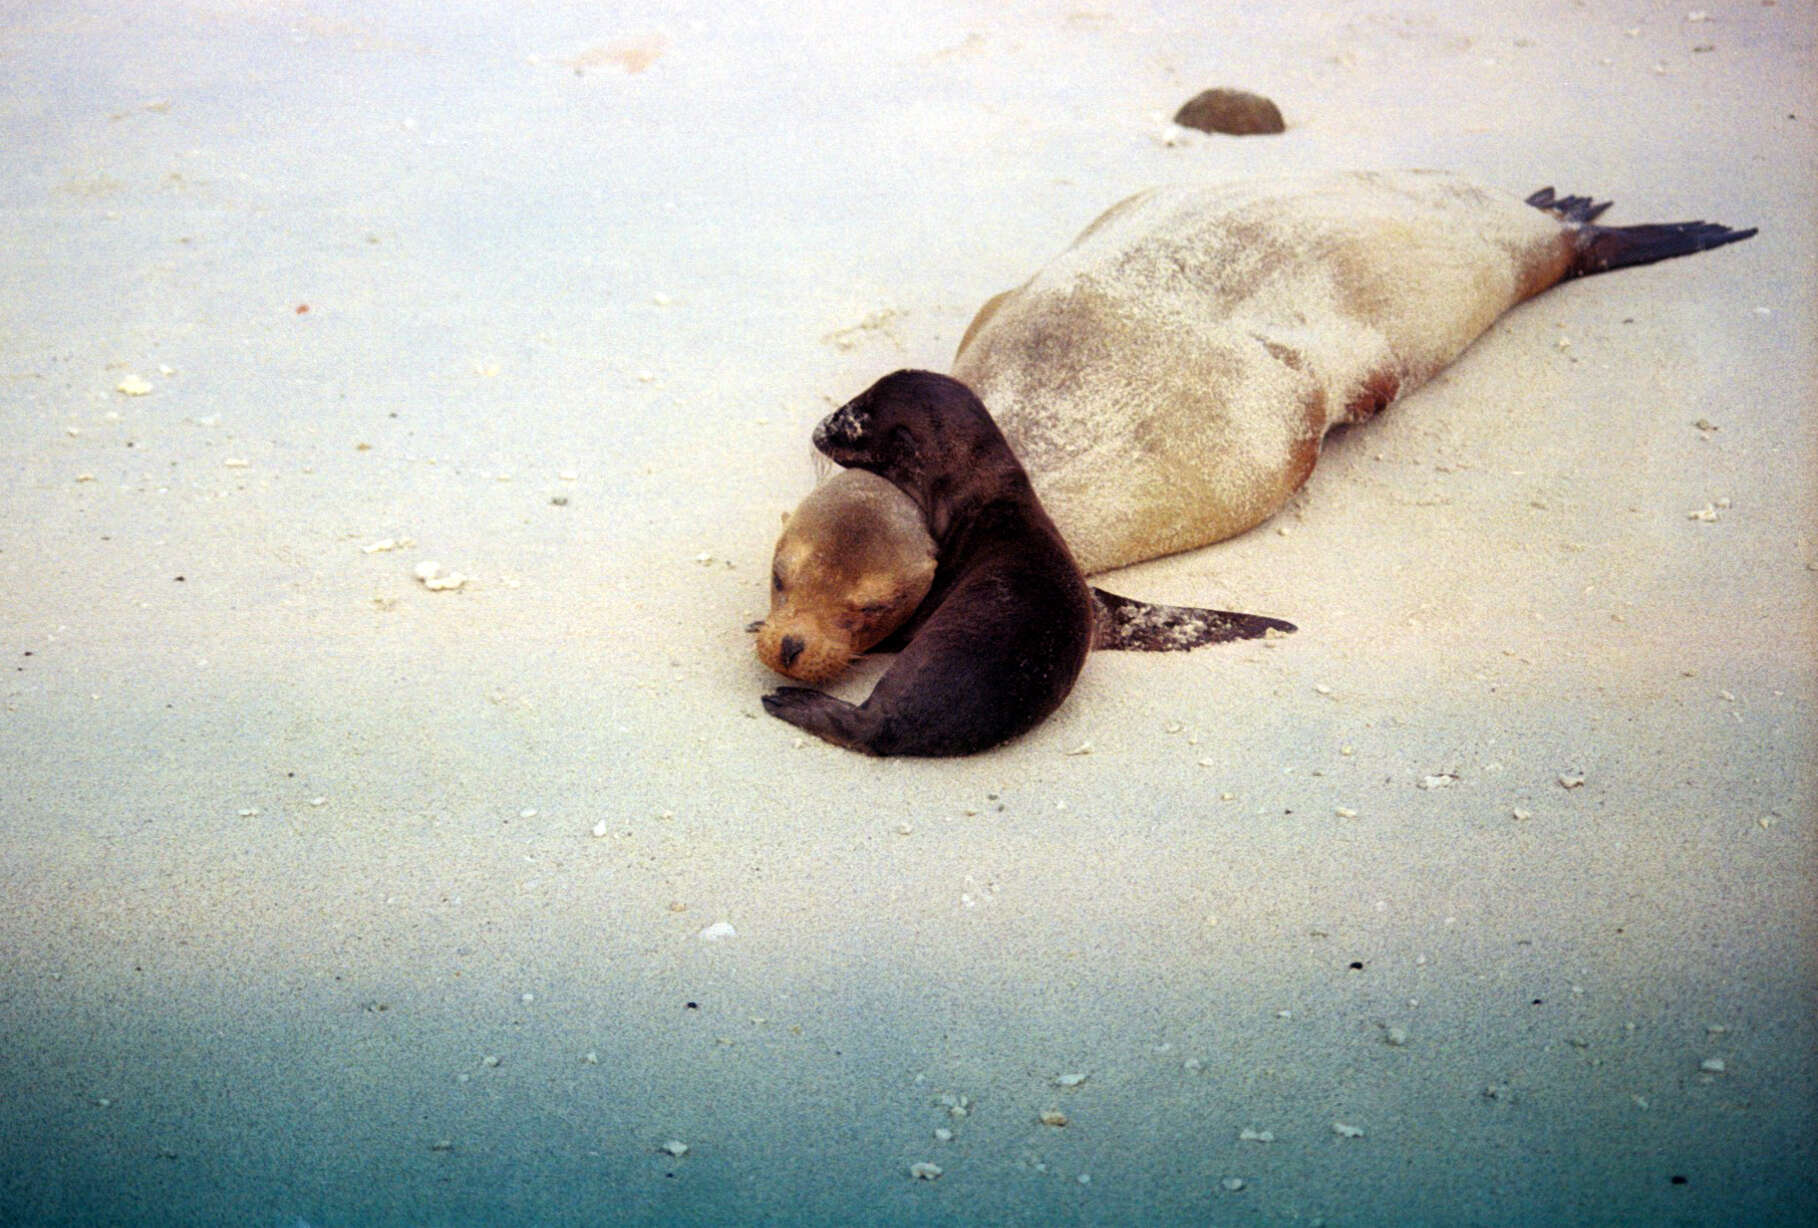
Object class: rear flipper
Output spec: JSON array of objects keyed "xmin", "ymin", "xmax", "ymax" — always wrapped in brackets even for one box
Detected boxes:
[
  {"xmin": 1090, "ymin": 587, "xmax": 1294, "ymax": 651},
  {"xmin": 1525, "ymin": 186, "xmax": 1757, "ymax": 277}
]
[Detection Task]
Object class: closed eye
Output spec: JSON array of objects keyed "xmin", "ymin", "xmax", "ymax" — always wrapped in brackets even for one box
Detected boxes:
[{"xmin": 772, "ymin": 569, "xmax": 785, "ymax": 593}]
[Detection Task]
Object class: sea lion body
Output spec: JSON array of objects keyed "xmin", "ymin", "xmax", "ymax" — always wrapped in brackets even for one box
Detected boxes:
[
  {"xmin": 755, "ymin": 469, "xmax": 936, "ymax": 683},
  {"xmin": 761, "ymin": 370, "xmax": 1094, "ymax": 757},
  {"xmin": 953, "ymin": 170, "xmax": 1755, "ymax": 573}
]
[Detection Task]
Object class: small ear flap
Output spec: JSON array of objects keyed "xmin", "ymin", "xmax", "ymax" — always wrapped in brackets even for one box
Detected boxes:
[{"xmin": 780, "ymin": 510, "xmax": 792, "ymax": 526}]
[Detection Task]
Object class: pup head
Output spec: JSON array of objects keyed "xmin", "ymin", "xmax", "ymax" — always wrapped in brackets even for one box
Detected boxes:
[
  {"xmin": 812, "ymin": 370, "xmax": 1009, "ymax": 527},
  {"xmin": 754, "ymin": 469, "xmax": 936, "ymax": 683}
]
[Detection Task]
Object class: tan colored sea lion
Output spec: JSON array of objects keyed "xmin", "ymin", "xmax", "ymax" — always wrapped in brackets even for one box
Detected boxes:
[
  {"xmin": 754, "ymin": 468, "xmax": 937, "ymax": 684},
  {"xmin": 952, "ymin": 170, "xmax": 1756, "ymax": 573}
]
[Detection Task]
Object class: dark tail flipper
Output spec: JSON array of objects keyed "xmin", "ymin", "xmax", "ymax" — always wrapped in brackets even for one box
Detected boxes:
[
  {"xmin": 1526, "ymin": 186, "xmax": 1757, "ymax": 279},
  {"xmin": 1090, "ymin": 587, "xmax": 1294, "ymax": 652}
]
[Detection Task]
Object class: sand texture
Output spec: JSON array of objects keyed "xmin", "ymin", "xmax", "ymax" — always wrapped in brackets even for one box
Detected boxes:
[{"xmin": 2, "ymin": 2, "xmax": 1813, "ymax": 1225}]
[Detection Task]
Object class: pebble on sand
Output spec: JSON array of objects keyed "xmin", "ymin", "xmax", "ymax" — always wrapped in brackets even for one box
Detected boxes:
[{"xmin": 1172, "ymin": 87, "xmax": 1286, "ymax": 135}]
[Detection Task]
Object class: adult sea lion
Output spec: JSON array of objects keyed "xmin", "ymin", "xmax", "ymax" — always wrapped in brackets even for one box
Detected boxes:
[
  {"xmin": 760, "ymin": 370, "xmax": 1095, "ymax": 756},
  {"xmin": 952, "ymin": 170, "xmax": 1757, "ymax": 573},
  {"xmin": 755, "ymin": 464, "xmax": 1293, "ymax": 685}
]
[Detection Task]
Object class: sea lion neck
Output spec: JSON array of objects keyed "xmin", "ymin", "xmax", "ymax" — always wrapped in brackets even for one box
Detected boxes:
[{"xmin": 920, "ymin": 452, "xmax": 1028, "ymax": 543}]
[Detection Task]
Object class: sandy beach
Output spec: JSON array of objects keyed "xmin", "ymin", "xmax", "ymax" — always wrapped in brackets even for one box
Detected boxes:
[{"xmin": 3, "ymin": 1, "xmax": 1813, "ymax": 1224}]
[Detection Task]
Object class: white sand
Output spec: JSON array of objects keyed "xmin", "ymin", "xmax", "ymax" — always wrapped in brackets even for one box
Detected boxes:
[{"xmin": 3, "ymin": 2, "xmax": 1813, "ymax": 1224}]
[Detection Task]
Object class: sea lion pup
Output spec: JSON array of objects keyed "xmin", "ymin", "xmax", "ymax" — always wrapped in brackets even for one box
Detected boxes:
[
  {"xmin": 755, "ymin": 469, "xmax": 937, "ymax": 684},
  {"xmin": 754, "ymin": 469, "xmax": 1292, "ymax": 683},
  {"xmin": 952, "ymin": 170, "xmax": 1757, "ymax": 573},
  {"xmin": 761, "ymin": 370, "xmax": 1095, "ymax": 757}
]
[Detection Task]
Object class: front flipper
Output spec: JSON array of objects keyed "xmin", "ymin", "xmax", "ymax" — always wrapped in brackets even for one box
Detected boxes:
[
  {"xmin": 761, "ymin": 686, "xmax": 884, "ymax": 754},
  {"xmin": 1090, "ymin": 587, "xmax": 1295, "ymax": 651}
]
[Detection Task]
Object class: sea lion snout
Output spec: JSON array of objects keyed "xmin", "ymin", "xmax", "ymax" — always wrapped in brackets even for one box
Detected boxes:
[
  {"xmin": 754, "ymin": 613, "xmax": 860, "ymax": 683},
  {"xmin": 812, "ymin": 401, "xmax": 867, "ymax": 457}
]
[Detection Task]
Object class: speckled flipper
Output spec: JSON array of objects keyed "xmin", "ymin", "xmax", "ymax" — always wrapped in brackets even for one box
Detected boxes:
[
  {"xmin": 1525, "ymin": 186, "xmax": 1757, "ymax": 276},
  {"xmin": 1089, "ymin": 587, "xmax": 1294, "ymax": 652}
]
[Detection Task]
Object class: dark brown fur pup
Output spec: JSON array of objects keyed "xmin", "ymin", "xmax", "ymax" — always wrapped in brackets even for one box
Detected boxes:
[{"xmin": 761, "ymin": 370, "xmax": 1095, "ymax": 757}]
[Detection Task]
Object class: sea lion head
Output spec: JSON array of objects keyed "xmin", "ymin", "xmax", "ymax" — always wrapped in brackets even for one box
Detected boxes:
[
  {"xmin": 754, "ymin": 468, "xmax": 936, "ymax": 683},
  {"xmin": 813, "ymin": 370, "xmax": 1017, "ymax": 537}
]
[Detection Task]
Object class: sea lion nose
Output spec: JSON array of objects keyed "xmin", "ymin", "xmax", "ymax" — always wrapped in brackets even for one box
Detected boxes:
[{"xmin": 779, "ymin": 635, "xmax": 805, "ymax": 669}]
